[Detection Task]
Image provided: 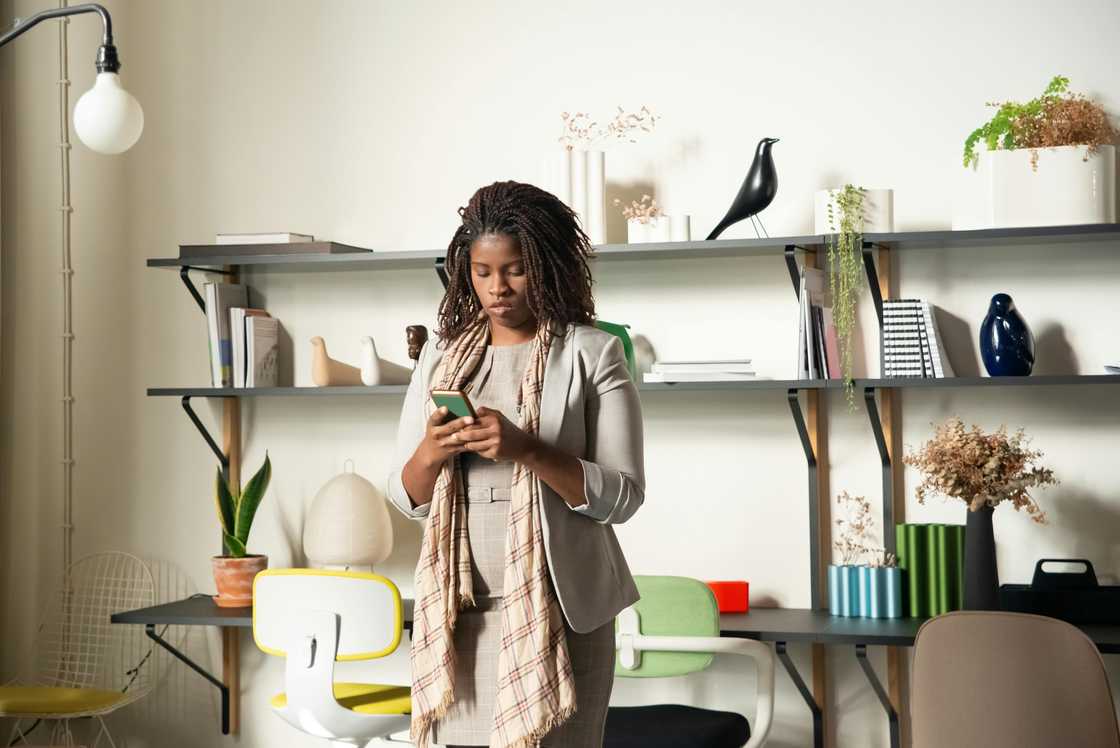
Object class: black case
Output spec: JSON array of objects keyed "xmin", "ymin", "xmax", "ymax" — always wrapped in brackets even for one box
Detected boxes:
[{"xmin": 999, "ymin": 558, "xmax": 1120, "ymax": 624}]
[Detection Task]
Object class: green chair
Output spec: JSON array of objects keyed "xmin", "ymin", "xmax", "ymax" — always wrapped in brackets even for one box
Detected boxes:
[
  {"xmin": 606, "ymin": 576, "xmax": 775, "ymax": 748},
  {"xmin": 594, "ymin": 319, "xmax": 637, "ymax": 381}
]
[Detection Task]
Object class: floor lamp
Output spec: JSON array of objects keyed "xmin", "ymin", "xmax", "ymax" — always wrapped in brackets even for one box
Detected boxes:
[{"xmin": 1, "ymin": 2, "xmax": 143, "ymax": 575}]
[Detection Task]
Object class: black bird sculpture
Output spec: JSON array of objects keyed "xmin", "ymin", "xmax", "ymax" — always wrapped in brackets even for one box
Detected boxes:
[{"xmin": 707, "ymin": 137, "xmax": 779, "ymax": 240}]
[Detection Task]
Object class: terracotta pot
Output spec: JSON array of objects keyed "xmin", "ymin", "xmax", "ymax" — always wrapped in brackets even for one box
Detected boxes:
[{"xmin": 211, "ymin": 554, "xmax": 268, "ymax": 607}]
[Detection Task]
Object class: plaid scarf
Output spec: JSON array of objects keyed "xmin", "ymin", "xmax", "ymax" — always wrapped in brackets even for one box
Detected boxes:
[{"xmin": 410, "ymin": 312, "xmax": 576, "ymax": 748}]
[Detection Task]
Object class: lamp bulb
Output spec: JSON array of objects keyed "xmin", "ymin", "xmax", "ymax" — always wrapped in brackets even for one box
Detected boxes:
[{"xmin": 73, "ymin": 72, "xmax": 143, "ymax": 154}]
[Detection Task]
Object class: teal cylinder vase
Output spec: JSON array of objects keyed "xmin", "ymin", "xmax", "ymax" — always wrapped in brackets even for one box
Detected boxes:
[
  {"xmin": 867, "ymin": 567, "xmax": 903, "ymax": 618},
  {"xmin": 828, "ymin": 565, "xmax": 843, "ymax": 615},
  {"xmin": 857, "ymin": 566, "xmax": 873, "ymax": 617}
]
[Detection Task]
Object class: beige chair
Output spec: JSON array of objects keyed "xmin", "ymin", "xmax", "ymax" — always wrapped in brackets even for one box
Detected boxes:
[{"xmin": 911, "ymin": 610, "xmax": 1120, "ymax": 748}]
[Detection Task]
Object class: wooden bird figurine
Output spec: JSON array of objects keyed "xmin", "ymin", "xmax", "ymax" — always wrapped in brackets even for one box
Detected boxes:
[
  {"xmin": 359, "ymin": 337, "xmax": 411, "ymax": 385},
  {"xmin": 406, "ymin": 324, "xmax": 429, "ymax": 365},
  {"xmin": 707, "ymin": 137, "xmax": 780, "ymax": 240},
  {"xmin": 310, "ymin": 337, "xmax": 362, "ymax": 386}
]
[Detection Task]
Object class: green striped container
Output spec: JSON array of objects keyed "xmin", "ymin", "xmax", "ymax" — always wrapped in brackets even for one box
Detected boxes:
[{"xmin": 896, "ymin": 523, "xmax": 965, "ymax": 617}]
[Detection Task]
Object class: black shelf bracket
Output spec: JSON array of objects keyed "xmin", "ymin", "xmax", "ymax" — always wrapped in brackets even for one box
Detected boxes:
[
  {"xmin": 182, "ymin": 396, "xmax": 229, "ymax": 477},
  {"xmin": 146, "ymin": 624, "xmax": 230, "ymax": 735},
  {"xmin": 776, "ymin": 641, "xmax": 824, "ymax": 748},
  {"xmin": 788, "ymin": 389, "xmax": 821, "ymax": 606},
  {"xmin": 179, "ymin": 266, "xmax": 234, "ymax": 315},
  {"xmin": 863, "ymin": 387, "xmax": 896, "ymax": 554},
  {"xmin": 785, "ymin": 245, "xmax": 801, "ymax": 299},
  {"xmin": 855, "ymin": 644, "xmax": 900, "ymax": 748},
  {"xmin": 434, "ymin": 257, "xmax": 449, "ymax": 290},
  {"xmin": 861, "ymin": 241, "xmax": 884, "ymax": 326}
]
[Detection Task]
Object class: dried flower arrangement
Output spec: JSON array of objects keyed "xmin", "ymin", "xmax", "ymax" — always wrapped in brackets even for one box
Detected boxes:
[
  {"xmin": 903, "ymin": 416, "xmax": 1058, "ymax": 522},
  {"xmin": 833, "ymin": 491, "xmax": 895, "ymax": 567},
  {"xmin": 559, "ymin": 106, "xmax": 659, "ymax": 151},
  {"xmin": 613, "ymin": 195, "xmax": 664, "ymax": 224},
  {"xmin": 963, "ymin": 75, "xmax": 1117, "ymax": 169}
]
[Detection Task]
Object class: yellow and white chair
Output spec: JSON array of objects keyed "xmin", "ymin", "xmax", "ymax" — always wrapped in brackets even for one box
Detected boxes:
[
  {"xmin": 1, "ymin": 551, "xmax": 156, "ymax": 747},
  {"xmin": 252, "ymin": 569, "xmax": 412, "ymax": 746}
]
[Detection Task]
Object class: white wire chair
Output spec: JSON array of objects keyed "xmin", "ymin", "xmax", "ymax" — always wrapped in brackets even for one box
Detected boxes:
[{"xmin": 2, "ymin": 551, "xmax": 157, "ymax": 747}]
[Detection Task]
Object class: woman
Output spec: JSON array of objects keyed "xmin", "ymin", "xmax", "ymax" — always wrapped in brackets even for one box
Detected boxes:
[{"xmin": 385, "ymin": 180, "xmax": 645, "ymax": 748}]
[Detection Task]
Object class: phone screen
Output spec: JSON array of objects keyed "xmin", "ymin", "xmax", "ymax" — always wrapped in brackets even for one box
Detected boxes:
[{"xmin": 431, "ymin": 390, "xmax": 476, "ymax": 420}]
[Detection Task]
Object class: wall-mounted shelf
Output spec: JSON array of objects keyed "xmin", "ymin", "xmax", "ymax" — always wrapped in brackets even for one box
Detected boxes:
[
  {"xmin": 147, "ymin": 375, "xmax": 1120, "ymax": 399},
  {"xmin": 145, "ymin": 222, "xmax": 1120, "ymax": 745},
  {"xmin": 148, "ymin": 223, "xmax": 1120, "ymax": 272}
]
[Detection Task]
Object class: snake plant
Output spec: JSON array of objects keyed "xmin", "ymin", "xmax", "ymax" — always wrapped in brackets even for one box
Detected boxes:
[{"xmin": 215, "ymin": 451, "xmax": 271, "ymax": 557}]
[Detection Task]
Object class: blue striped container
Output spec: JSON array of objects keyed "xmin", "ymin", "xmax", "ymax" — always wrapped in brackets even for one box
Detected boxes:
[
  {"xmin": 858, "ymin": 566, "xmax": 873, "ymax": 617},
  {"xmin": 829, "ymin": 565, "xmax": 863, "ymax": 617}
]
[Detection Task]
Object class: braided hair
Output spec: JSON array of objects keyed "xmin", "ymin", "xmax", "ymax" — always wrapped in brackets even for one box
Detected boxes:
[{"xmin": 435, "ymin": 180, "xmax": 596, "ymax": 343}]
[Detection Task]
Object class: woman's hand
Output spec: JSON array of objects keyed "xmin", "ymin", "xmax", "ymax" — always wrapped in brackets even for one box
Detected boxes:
[
  {"xmin": 457, "ymin": 406, "xmax": 539, "ymax": 462},
  {"xmin": 417, "ymin": 406, "xmax": 475, "ymax": 469}
]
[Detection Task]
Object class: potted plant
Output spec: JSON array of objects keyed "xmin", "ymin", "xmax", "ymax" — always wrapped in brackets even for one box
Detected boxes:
[
  {"xmin": 614, "ymin": 194, "xmax": 672, "ymax": 243},
  {"xmin": 903, "ymin": 418, "xmax": 1057, "ymax": 610},
  {"xmin": 963, "ymin": 75, "xmax": 1117, "ymax": 228},
  {"xmin": 818, "ymin": 185, "xmax": 866, "ymax": 409},
  {"xmin": 828, "ymin": 491, "xmax": 901, "ymax": 618},
  {"xmin": 212, "ymin": 452, "xmax": 272, "ymax": 607}
]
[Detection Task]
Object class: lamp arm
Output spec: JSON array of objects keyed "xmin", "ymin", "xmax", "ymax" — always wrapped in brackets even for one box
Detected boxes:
[{"xmin": 0, "ymin": 3, "xmax": 117, "ymax": 70}]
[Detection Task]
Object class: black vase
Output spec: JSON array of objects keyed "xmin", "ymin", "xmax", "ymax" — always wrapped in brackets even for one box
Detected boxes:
[{"xmin": 964, "ymin": 505, "xmax": 1000, "ymax": 610}]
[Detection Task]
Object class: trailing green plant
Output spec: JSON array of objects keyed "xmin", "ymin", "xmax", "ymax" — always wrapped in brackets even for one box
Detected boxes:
[
  {"xmin": 963, "ymin": 75, "xmax": 1117, "ymax": 168},
  {"xmin": 826, "ymin": 184, "xmax": 866, "ymax": 410},
  {"xmin": 215, "ymin": 451, "xmax": 272, "ymax": 557}
]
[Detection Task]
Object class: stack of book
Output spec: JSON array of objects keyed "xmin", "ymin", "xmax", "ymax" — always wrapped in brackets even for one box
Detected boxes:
[
  {"xmin": 204, "ymin": 282, "xmax": 280, "ymax": 388},
  {"xmin": 881, "ymin": 299, "xmax": 954, "ymax": 378},
  {"xmin": 642, "ymin": 359, "xmax": 756, "ymax": 383},
  {"xmin": 796, "ymin": 267, "xmax": 840, "ymax": 380}
]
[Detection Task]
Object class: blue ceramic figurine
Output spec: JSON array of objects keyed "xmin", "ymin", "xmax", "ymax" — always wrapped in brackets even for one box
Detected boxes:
[{"xmin": 979, "ymin": 293, "xmax": 1034, "ymax": 376}]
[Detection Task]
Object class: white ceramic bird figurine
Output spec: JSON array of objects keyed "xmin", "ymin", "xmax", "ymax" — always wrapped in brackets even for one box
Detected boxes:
[
  {"xmin": 360, "ymin": 337, "xmax": 412, "ymax": 386},
  {"xmin": 311, "ymin": 337, "xmax": 362, "ymax": 386}
]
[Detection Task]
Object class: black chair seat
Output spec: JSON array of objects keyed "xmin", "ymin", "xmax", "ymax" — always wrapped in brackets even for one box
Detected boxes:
[{"xmin": 604, "ymin": 704, "xmax": 751, "ymax": 748}]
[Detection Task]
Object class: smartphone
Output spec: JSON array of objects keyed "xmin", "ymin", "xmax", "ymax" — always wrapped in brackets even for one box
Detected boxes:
[{"xmin": 430, "ymin": 388, "xmax": 478, "ymax": 421}]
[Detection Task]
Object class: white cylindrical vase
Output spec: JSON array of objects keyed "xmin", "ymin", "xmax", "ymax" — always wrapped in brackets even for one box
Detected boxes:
[
  {"xmin": 648, "ymin": 215, "xmax": 671, "ymax": 242},
  {"xmin": 670, "ymin": 214, "xmax": 691, "ymax": 241},
  {"xmin": 626, "ymin": 219, "xmax": 650, "ymax": 243},
  {"xmin": 540, "ymin": 149, "xmax": 573, "ymax": 206},
  {"xmin": 814, "ymin": 188, "xmax": 894, "ymax": 234},
  {"xmin": 570, "ymin": 149, "xmax": 588, "ymax": 231},
  {"xmin": 586, "ymin": 150, "xmax": 606, "ymax": 245},
  {"xmin": 987, "ymin": 144, "xmax": 1116, "ymax": 228}
]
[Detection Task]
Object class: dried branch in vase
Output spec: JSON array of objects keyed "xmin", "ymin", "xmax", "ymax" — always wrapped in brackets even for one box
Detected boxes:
[
  {"xmin": 833, "ymin": 491, "xmax": 890, "ymax": 566},
  {"xmin": 613, "ymin": 195, "xmax": 664, "ymax": 224},
  {"xmin": 559, "ymin": 105, "xmax": 659, "ymax": 151},
  {"xmin": 902, "ymin": 416, "xmax": 1057, "ymax": 522}
]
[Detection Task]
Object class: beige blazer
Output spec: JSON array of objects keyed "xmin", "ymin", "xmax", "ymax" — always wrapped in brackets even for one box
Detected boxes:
[{"xmin": 385, "ymin": 322, "xmax": 645, "ymax": 633}]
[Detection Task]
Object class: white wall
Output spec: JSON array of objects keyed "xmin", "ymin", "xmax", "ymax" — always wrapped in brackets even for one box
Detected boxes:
[{"xmin": 3, "ymin": 1, "xmax": 1120, "ymax": 746}]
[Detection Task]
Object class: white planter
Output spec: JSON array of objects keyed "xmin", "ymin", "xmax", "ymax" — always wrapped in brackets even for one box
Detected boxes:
[
  {"xmin": 670, "ymin": 214, "xmax": 691, "ymax": 241},
  {"xmin": 987, "ymin": 145, "xmax": 1115, "ymax": 228},
  {"xmin": 814, "ymin": 188, "xmax": 894, "ymax": 235},
  {"xmin": 627, "ymin": 216, "xmax": 673, "ymax": 243}
]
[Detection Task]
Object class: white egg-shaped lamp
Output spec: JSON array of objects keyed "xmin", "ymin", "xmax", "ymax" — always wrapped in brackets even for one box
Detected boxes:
[{"xmin": 303, "ymin": 462, "xmax": 393, "ymax": 570}]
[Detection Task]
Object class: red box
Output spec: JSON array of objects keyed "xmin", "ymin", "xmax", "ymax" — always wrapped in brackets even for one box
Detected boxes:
[{"xmin": 707, "ymin": 581, "xmax": 749, "ymax": 613}]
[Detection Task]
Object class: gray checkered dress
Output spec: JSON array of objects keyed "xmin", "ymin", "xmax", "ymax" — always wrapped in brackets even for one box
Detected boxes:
[{"xmin": 433, "ymin": 340, "xmax": 616, "ymax": 748}]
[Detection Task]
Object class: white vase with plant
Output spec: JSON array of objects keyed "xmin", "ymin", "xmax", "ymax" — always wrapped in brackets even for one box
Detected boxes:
[
  {"xmin": 548, "ymin": 106, "xmax": 659, "ymax": 245},
  {"xmin": 961, "ymin": 75, "xmax": 1116, "ymax": 229},
  {"xmin": 615, "ymin": 195, "xmax": 671, "ymax": 243}
]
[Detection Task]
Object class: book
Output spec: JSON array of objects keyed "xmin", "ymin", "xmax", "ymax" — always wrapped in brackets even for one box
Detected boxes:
[
  {"xmin": 798, "ymin": 267, "xmax": 828, "ymax": 380},
  {"xmin": 797, "ymin": 274, "xmax": 807, "ymax": 379},
  {"xmin": 180, "ymin": 240, "xmax": 372, "ymax": 259},
  {"xmin": 231, "ymin": 307, "xmax": 271, "ymax": 387},
  {"xmin": 245, "ymin": 316, "xmax": 280, "ymax": 388},
  {"xmin": 205, "ymin": 283, "xmax": 248, "ymax": 387},
  {"xmin": 922, "ymin": 302, "xmax": 955, "ymax": 377},
  {"xmin": 215, "ymin": 232, "xmax": 313, "ymax": 245},
  {"xmin": 643, "ymin": 371, "xmax": 758, "ymax": 383},
  {"xmin": 822, "ymin": 307, "xmax": 841, "ymax": 379}
]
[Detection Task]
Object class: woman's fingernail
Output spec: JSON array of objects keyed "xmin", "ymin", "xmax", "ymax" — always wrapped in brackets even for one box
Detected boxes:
[{"xmin": 464, "ymin": 417, "xmax": 474, "ymax": 425}]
